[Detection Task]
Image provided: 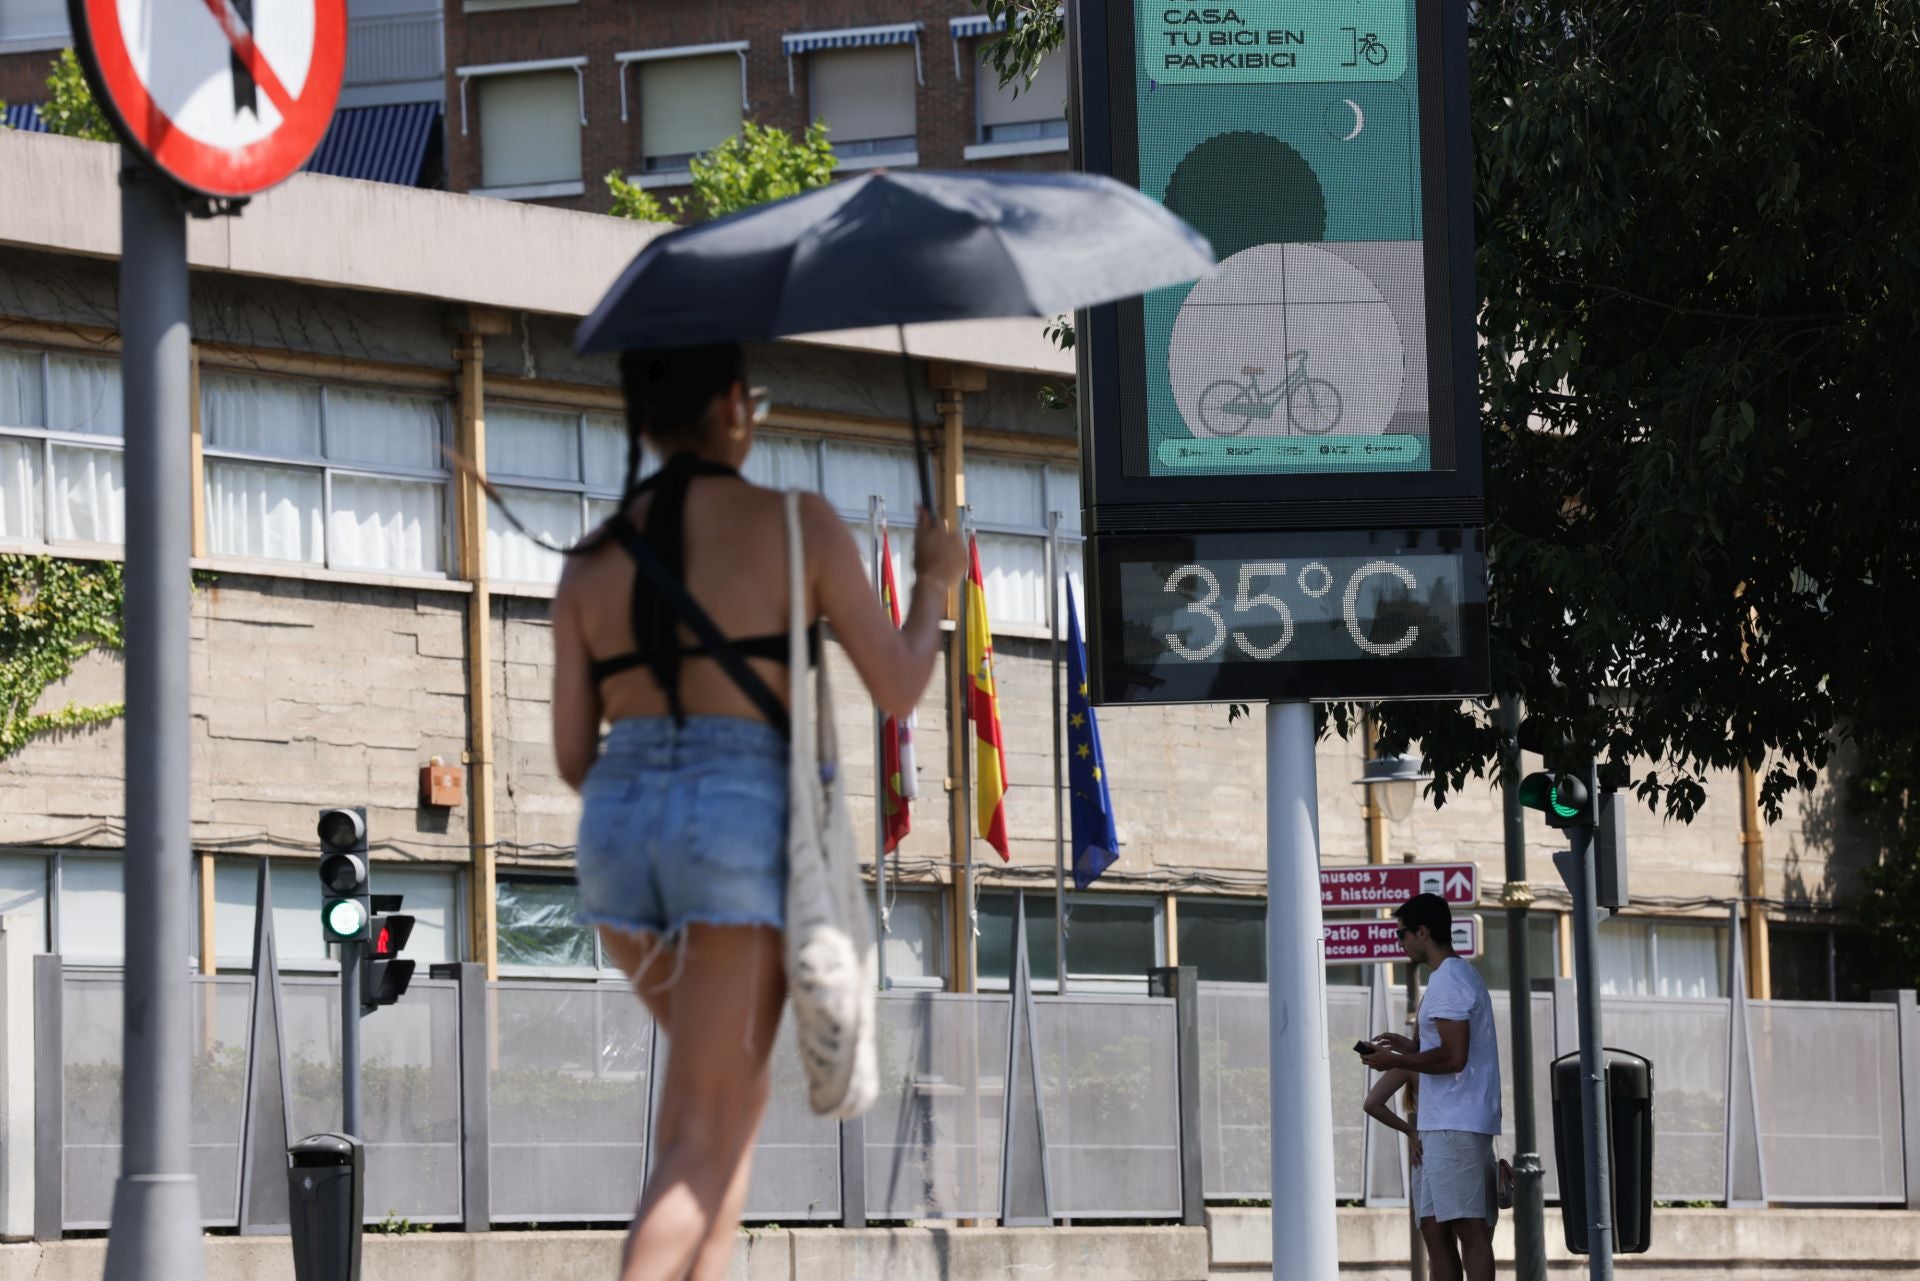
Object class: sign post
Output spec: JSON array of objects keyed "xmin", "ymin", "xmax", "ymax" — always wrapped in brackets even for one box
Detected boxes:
[
  {"xmin": 1071, "ymin": 2, "xmax": 1484, "ymax": 1272},
  {"xmin": 66, "ymin": 3, "xmax": 345, "ymax": 1276}
]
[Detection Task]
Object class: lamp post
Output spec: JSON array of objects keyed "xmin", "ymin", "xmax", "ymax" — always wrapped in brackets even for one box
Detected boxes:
[{"xmin": 1354, "ymin": 744, "xmax": 1432, "ymax": 1281}]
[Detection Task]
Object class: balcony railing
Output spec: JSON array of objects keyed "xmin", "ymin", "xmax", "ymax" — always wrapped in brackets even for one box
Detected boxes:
[{"xmin": 346, "ymin": 10, "xmax": 445, "ymax": 87}]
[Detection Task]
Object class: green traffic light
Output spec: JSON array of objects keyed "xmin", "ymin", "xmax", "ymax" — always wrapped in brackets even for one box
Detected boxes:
[
  {"xmin": 324, "ymin": 898, "xmax": 367, "ymax": 940},
  {"xmin": 1550, "ymin": 785, "xmax": 1582, "ymax": 820},
  {"xmin": 1517, "ymin": 772, "xmax": 1555, "ymax": 812}
]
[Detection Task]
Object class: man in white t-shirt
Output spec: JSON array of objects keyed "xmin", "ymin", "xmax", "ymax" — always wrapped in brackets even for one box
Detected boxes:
[{"xmin": 1362, "ymin": 893, "xmax": 1502, "ymax": 1281}]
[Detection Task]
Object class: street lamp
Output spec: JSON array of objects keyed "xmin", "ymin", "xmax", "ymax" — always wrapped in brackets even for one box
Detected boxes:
[{"xmin": 1353, "ymin": 754, "xmax": 1432, "ymax": 823}]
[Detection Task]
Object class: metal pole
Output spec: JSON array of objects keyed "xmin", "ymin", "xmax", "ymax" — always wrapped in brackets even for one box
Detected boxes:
[
  {"xmin": 1266, "ymin": 702, "xmax": 1338, "ymax": 1274},
  {"xmin": 870, "ymin": 495, "xmax": 889, "ymax": 991},
  {"xmin": 1047, "ymin": 512, "xmax": 1067, "ymax": 994},
  {"xmin": 1497, "ymin": 696, "xmax": 1549, "ymax": 1281},
  {"xmin": 959, "ymin": 509, "xmax": 977, "ymax": 994},
  {"xmin": 102, "ymin": 163, "xmax": 207, "ymax": 1281},
  {"xmin": 342, "ymin": 938, "xmax": 362, "ymax": 1136},
  {"xmin": 1565, "ymin": 804, "xmax": 1615, "ymax": 1281},
  {"xmin": 1402, "ymin": 853, "xmax": 1425, "ymax": 1281}
]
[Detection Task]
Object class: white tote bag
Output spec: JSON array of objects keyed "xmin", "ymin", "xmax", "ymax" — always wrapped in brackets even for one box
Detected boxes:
[{"xmin": 780, "ymin": 491, "xmax": 879, "ymax": 1118}]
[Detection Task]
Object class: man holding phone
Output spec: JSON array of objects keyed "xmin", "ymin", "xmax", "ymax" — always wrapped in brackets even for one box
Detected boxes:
[{"xmin": 1362, "ymin": 893, "xmax": 1502, "ymax": 1281}]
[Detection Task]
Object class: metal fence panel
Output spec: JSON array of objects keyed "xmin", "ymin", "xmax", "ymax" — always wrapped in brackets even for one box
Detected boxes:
[
  {"xmin": 1195, "ymin": 984, "xmax": 1269, "ymax": 1201},
  {"xmin": 61, "ymin": 972, "xmax": 251, "ymax": 1230},
  {"xmin": 282, "ymin": 975, "xmax": 463, "ymax": 1223},
  {"xmin": 1326, "ymin": 988, "xmax": 1372, "ymax": 1200},
  {"xmin": 1751, "ymin": 1000, "xmax": 1905, "ymax": 1203},
  {"xmin": 1033, "ymin": 994, "xmax": 1182, "ymax": 1218},
  {"xmin": 740, "ymin": 1010, "xmax": 842, "ymax": 1220},
  {"xmin": 489, "ymin": 981, "xmax": 653, "ymax": 1222},
  {"xmin": 864, "ymin": 992, "xmax": 1009, "ymax": 1221},
  {"xmin": 1599, "ymin": 996, "xmax": 1729, "ymax": 1202}
]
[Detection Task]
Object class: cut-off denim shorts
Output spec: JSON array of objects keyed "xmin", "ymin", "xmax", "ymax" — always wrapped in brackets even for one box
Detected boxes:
[{"xmin": 575, "ymin": 716, "xmax": 789, "ymax": 941}]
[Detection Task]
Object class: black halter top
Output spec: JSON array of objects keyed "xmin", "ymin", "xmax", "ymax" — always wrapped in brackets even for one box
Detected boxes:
[{"xmin": 588, "ymin": 453, "xmax": 819, "ymax": 725}]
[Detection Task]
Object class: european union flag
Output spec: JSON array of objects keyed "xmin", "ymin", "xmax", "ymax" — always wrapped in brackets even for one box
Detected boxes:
[{"xmin": 1066, "ymin": 586, "xmax": 1120, "ymax": 889}]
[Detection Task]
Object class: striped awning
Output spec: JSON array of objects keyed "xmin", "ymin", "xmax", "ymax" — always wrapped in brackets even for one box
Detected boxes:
[
  {"xmin": 782, "ymin": 21, "xmax": 923, "ymax": 57},
  {"xmin": 3, "ymin": 102, "xmax": 48, "ymax": 133},
  {"xmin": 304, "ymin": 102, "xmax": 440, "ymax": 188},
  {"xmin": 948, "ymin": 14, "xmax": 1007, "ymax": 40}
]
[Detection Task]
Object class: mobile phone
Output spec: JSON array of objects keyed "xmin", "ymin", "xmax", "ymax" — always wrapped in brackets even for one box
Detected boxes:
[{"xmin": 1353, "ymin": 1040, "xmax": 1374, "ymax": 1056}]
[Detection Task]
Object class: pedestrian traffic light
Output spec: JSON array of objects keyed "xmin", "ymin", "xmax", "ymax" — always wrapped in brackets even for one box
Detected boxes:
[
  {"xmin": 317, "ymin": 807, "xmax": 371, "ymax": 943},
  {"xmin": 1518, "ymin": 770, "xmax": 1595, "ymax": 829},
  {"xmin": 363, "ymin": 897, "xmax": 415, "ymax": 1009}
]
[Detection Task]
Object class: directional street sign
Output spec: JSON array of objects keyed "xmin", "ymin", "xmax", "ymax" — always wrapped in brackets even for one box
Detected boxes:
[
  {"xmin": 1320, "ymin": 861, "xmax": 1476, "ymax": 909},
  {"xmin": 1325, "ymin": 914, "xmax": 1479, "ymax": 964},
  {"xmin": 70, "ymin": 0, "xmax": 347, "ymax": 198}
]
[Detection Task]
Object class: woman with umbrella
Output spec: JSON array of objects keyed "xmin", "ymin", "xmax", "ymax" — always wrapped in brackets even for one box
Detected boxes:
[{"xmin": 550, "ymin": 342, "xmax": 965, "ymax": 1280}]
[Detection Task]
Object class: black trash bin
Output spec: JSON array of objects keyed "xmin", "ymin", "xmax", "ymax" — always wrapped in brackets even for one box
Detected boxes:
[
  {"xmin": 288, "ymin": 1133, "xmax": 363, "ymax": 1281},
  {"xmin": 1550, "ymin": 1048, "xmax": 1654, "ymax": 1255}
]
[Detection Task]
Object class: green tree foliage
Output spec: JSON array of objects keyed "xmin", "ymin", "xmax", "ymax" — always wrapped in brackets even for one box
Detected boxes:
[
  {"xmin": 968, "ymin": 0, "xmax": 1068, "ymax": 94},
  {"xmin": 986, "ymin": 2, "xmax": 1920, "ymax": 824},
  {"xmin": 1847, "ymin": 751, "xmax": 1920, "ymax": 989},
  {"xmin": 606, "ymin": 120, "xmax": 836, "ymax": 224},
  {"xmin": 41, "ymin": 48, "xmax": 116, "ymax": 141},
  {"xmin": 1, "ymin": 556, "xmax": 125, "ymax": 760}
]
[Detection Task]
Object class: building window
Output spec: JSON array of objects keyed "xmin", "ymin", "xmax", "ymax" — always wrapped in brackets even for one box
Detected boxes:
[
  {"xmin": 631, "ymin": 49, "xmax": 746, "ymax": 176},
  {"xmin": 465, "ymin": 63, "xmax": 587, "ymax": 196},
  {"xmin": 978, "ymin": 890, "xmax": 1162, "ymax": 993},
  {"xmin": 486, "ymin": 405, "xmax": 632, "ymax": 583},
  {"xmin": 1177, "ymin": 897, "xmax": 1265, "ymax": 984},
  {"xmin": 869, "ymin": 886, "xmax": 947, "ymax": 988},
  {"xmin": 1770, "ymin": 923, "xmax": 1873, "ymax": 1002},
  {"xmin": 968, "ymin": 456, "xmax": 1082, "ymax": 629},
  {"xmin": 1475, "ymin": 911, "xmax": 1561, "ymax": 990},
  {"xmin": 820, "ymin": 438, "xmax": 923, "ymax": 595},
  {"xmin": 973, "ymin": 47, "xmax": 1067, "ymax": 149},
  {"xmin": 200, "ymin": 372, "xmax": 450, "ymax": 575},
  {"xmin": 496, "ymin": 875, "xmax": 598, "ymax": 971},
  {"xmin": 0, "ymin": 852, "xmax": 50, "ymax": 951},
  {"xmin": 1598, "ymin": 916, "xmax": 1729, "ymax": 999},
  {"xmin": 808, "ymin": 45, "xmax": 918, "ymax": 162},
  {"xmin": 0, "ymin": 347, "xmax": 125, "ymax": 547},
  {"xmin": 58, "ymin": 854, "xmax": 125, "ymax": 964},
  {"xmin": 0, "ymin": 0, "xmax": 68, "ymax": 49},
  {"xmin": 209, "ymin": 858, "xmax": 459, "ymax": 969}
]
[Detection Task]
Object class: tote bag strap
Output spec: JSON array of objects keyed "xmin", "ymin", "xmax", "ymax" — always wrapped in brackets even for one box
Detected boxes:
[{"xmin": 783, "ymin": 491, "xmax": 841, "ymax": 777}]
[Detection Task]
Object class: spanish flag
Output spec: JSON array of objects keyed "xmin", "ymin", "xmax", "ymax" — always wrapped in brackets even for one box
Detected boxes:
[
  {"xmin": 965, "ymin": 535, "xmax": 1011, "ymax": 861},
  {"xmin": 879, "ymin": 529, "xmax": 916, "ymax": 853}
]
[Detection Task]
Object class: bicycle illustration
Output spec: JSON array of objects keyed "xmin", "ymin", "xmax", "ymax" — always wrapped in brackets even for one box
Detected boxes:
[
  {"xmin": 1195, "ymin": 351, "xmax": 1345, "ymax": 437},
  {"xmin": 1342, "ymin": 28, "xmax": 1391, "ymax": 66}
]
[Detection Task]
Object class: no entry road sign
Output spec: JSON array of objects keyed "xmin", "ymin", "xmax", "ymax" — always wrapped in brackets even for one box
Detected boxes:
[
  {"xmin": 1321, "ymin": 862, "xmax": 1476, "ymax": 909},
  {"xmin": 70, "ymin": 0, "xmax": 347, "ymax": 199},
  {"xmin": 1325, "ymin": 915, "xmax": 1479, "ymax": 964}
]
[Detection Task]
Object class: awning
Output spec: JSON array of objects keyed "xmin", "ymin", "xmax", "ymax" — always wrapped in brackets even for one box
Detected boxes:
[
  {"xmin": 3, "ymin": 102, "xmax": 47, "ymax": 133},
  {"xmin": 304, "ymin": 102, "xmax": 440, "ymax": 188},
  {"xmin": 782, "ymin": 22, "xmax": 925, "ymax": 92},
  {"xmin": 948, "ymin": 15, "xmax": 1006, "ymax": 41}
]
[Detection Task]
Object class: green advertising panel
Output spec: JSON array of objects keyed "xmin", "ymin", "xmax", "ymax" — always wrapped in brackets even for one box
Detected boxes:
[{"xmin": 1133, "ymin": 0, "xmax": 1432, "ymax": 478}]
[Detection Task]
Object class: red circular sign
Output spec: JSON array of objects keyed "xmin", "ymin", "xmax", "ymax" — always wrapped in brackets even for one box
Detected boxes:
[{"xmin": 71, "ymin": 0, "xmax": 347, "ymax": 199}]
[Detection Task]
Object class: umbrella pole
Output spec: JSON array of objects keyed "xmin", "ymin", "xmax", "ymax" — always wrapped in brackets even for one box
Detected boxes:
[{"xmin": 897, "ymin": 325, "xmax": 936, "ymax": 517}]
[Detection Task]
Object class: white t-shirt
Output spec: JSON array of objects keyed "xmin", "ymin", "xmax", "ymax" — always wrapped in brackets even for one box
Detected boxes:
[{"xmin": 1415, "ymin": 956, "xmax": 1502, "ymax": 1135}]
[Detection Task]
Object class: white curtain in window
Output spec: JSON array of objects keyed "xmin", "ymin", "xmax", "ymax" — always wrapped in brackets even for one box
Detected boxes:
[
  {"xmin": 326, "ymin": 387, "xmax": 441, "ymax": 470},
  {"xmin": 867, "ymin": 888, "xmax": 943, "ymax": 984},
  {"xmin": 586, "ymin": 496, "xmax": 620, "ymax": 529},
  {"xmin": 202, "ymin": 374, "xmax": 323, "ymax": 457},
  {"xmin": 478, "ymin": 70, "xmax": 584, "ymax": 188},
  {"xmin": 640, "ymin": 54, "xmax": 743, "ymax": 163},
  {"xmin": 49, "ymin": 444, "xmax": 125, "ymax": 543},
  {"xmin": 45, "ymin": 355, "xmax": 123, "ymax": 438},
  {"xmin": 329, "ymin": 475, "xmax": 444, "ymax": 572},
  {"xmin": 0, "ymin": 436, "xmax": 43, "ymax": 543},
  {"xmin": 379, "ymin": 867, "xmax": 457, "ymax": 965},
  {"xmin": 1655, "ymin": 923, "xmax": 1725, "ymax": 998},
  {"xmin": 583, "ymin": 414, "xmax": 633, "ymax": 492},
  {"xmin": 975, "ymin": 531, "xmax": 1046, "ymax": 626},
  {"xmin": 489, "ymin": 485, "xmax": 580, "ymax": 583},
  {"xmin": 0, "ymin": 853, "xmax": 48, "ymax": 952},
  {"xmin": 205, "ymin": 460, "xmax": 324, "ymax": 563},
  {"xmin": 969, "ymin": 455, "xmax": 1045, "ymax": 528},
  {"xmin": 742, "ymin": 433, "xmax": 818, "ymax": 490},
  {"xmin": 0, "ymin": 348, "xmax": 44, "ymax": 426},
  {"xmin": 211, "ymin": 861, "xmax": 261, "ymax": 964},
  {"xmin": 809, "ymin": 46, "xmax": 916, "ymax": 144},
  {"xmin": 1597, "ymin": 918, "xmax": 1653, "ymax": 996},
  {"xmin": 59, "ymin": 857, "xmax": 125, "ymax": 961},
  {"xmin": 1045, "ymin": 465, "xmax": 1082, "ymax": 532},
  {"xmin": 487, "ymin": 405, "xmax": 579, "ymax": 482},
  {"xmin": 843, "ymin": 518, "xmax": 917, "ymax": 602},
  {"xmin": 822, "ymin": 440, "xmax": 918, "ymax": 517}
]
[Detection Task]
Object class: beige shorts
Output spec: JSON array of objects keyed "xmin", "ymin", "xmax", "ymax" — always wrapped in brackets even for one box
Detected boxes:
[{"xmin": 1413, "ymin": 1129, "xmax": 1498, "ymax": 1226}]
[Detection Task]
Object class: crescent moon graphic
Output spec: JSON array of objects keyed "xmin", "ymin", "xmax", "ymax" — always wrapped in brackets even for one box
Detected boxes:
[{"xmin": 1340, "ymin": 99, "xmax": 1365, "ymax": 142}]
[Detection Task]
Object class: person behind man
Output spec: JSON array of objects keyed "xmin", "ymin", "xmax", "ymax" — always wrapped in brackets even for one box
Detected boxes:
[{"xmin": 1362, "ymin": 893, "xmax": 1502, "ymax": 1281}]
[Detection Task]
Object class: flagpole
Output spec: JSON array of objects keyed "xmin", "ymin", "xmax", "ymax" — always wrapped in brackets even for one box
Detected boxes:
[
  {"xmin": 960, "ymin": 507, "xmax": 977, "ymax": 994},
  {"xmin": 1047, "ymin": 511, "xmax": 1067, "ymax": 995},
  {"xmin": 870, "ymin": 494, "xmax": 889, "ymax": 991}
]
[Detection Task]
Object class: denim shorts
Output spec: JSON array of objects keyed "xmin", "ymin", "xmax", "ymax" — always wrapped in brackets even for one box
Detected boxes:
[{"xmin": 575, "ymin": 716, "xmax": 789, "ymax": 939}]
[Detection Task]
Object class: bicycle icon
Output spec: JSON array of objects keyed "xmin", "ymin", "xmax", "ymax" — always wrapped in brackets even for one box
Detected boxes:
[
  {"xmin": 1341, "ymin": 28, "xmax": 1390, "ymax": 67},
  {"xmin": 1195, "ymin": 351, "xmax": 1345, "ymax": 437}
]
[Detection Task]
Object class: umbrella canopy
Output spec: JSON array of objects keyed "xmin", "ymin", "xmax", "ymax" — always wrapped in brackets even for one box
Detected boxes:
[{"xmin": 575, "ymin": 169, "xmax": 1214, "ymax": 353}]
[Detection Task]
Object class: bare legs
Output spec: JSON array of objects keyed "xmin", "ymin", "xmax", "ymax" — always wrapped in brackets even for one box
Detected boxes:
[
  {"xmin": 1419, "ymin": 1217, "xmax": 1461, "ymax": 1281},
  {"xmin": 1419, "ymin": 1217, "xmax": 1493, "ymax": 1281},
  {"xmin": 600, "ymin": 924, "xmax": 786, "ymax": 1281}
]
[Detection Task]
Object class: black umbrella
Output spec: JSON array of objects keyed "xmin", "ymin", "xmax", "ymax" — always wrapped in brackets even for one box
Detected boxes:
[{"xmin": 575, "ymin": 169, "xmax": 1214, "ymax": 513}]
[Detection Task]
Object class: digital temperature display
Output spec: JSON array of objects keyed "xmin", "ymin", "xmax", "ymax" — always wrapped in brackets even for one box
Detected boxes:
[{"xmin": 1088, "ymin": 527, "xmax": 1487, "ymax": 704}]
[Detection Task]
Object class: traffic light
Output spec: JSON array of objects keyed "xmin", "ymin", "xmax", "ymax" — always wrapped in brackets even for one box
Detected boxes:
[
  {"xmin": 363, "ymin": 897, "xmax": 416, "ymax": 1009},
  {"xmin": 317, "ymin": 807, "xmax": 371, "ymax": 943},
  {"xmin": 1518, "ymin": 770, "xmax": 1595, "ymax": 829}
]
